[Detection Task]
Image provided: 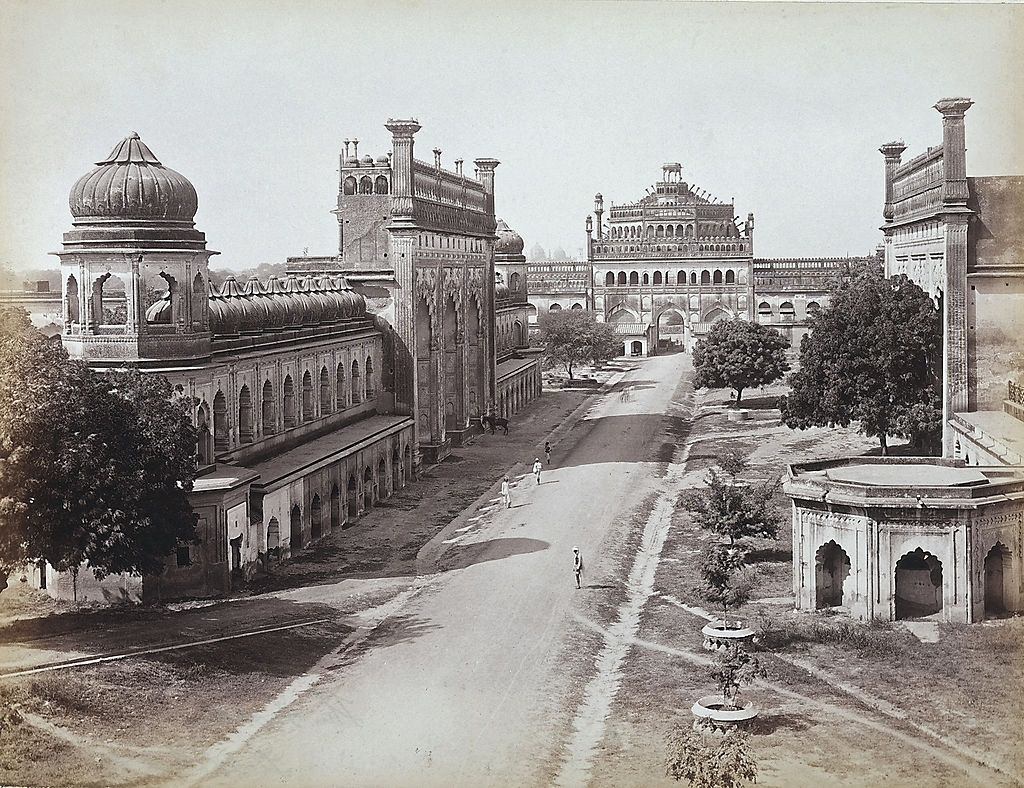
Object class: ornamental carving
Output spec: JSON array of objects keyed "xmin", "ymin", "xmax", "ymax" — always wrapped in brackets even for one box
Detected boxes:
[
  {"xmin": 466, "ymin": 267, "xmax": 485, "ymax": 314},
  {"xmin": 415, "ymin": 267, "xmax": 440, "ymax": 343}
]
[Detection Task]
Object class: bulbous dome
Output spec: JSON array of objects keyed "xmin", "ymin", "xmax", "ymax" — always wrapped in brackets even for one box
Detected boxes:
[
  {"xmin": 375, "ymin": 155, "xmax": 390, "ymax": 165},
  {"xmin": 494, "ymin": 218, "xmax": 524, "ymax": 256},
  {"xmin": 69, "ymin": 133, "xmax": 198, "ymax": 222}
]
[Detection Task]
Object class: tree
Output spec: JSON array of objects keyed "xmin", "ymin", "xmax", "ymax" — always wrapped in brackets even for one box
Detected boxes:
[
  {"xmin": 699, "ymin": 545, "xmax": 755, "ymax": 613},
  {"xmin": 692, "ymin": 318, "xmax": 790, "ymax": 405},
  {"xmin": 781, "ymin": 269, "xmax": 942, "ymax": 454},
  {"xmin": 538, "ymin": 310, "xmax": 620, "ymax": 379},
  {"xmin": 711, "ymin": 643, "xmax": 767, "ymax": 708},
  {"xmin": 681, "ymin": 450, "xmax": 779, "ymax": 546},
  {"xmin": 666, "ymin": 728, "xmax": 757, "ymax": 787},
  {"xmin": 0, "ymin": 329, "xmax": 199, "ymax": 593}
]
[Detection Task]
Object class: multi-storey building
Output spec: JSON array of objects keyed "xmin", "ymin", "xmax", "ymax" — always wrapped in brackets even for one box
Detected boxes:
[
  {"xmin": 587, "ymin": 163, "xmax": 755, "ymax": 355},
  {"xmin": 524, "ymin": 261, "xmax": 592, "ymax": 326},
  {"xmin": 47, "ymin": 132, "xmax": 413, "ymax": 603}
]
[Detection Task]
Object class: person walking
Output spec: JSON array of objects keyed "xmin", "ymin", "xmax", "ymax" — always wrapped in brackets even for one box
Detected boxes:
[
  {"xmin": 500, "ymin": 476, "xmax": 512, "ymax": 509},
  {"xmin": 532, "ymin": 458, "xmax": 543, "ymax": 485},
  {"xmin": 544, "ymin": 441, "xmax": 551, "ymax": 465},
  {"xmin": 573, "ymin": 547, "xmax": 584, "ymax": 589}
]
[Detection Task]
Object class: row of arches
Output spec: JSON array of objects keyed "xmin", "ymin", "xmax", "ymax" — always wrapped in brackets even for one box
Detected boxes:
[
  {"xmin": 197, "ymin": 357, "xmax": 376, "ymax": 461},
  {"xmin": 546, "ymin": 303, "xmax": 584, "ymax": 312},
  {"xmin": 342, "ymin": 174, "xmax": 390, "ymax": 195},
  {"xmin": 610, "ymin": 222, "xmax": 739, "ymax": 240},
  {"xmin": 814, "ymin": 541, "xmax": 1012, "ymax": 620},
  {"xmin": 65, "ymin": 269, "xmax": 207, "ymax": 329},
  {"xmin": 604, "ymin": 269, "xmax": 739, "ymax": 287},
  {"xmin": 756, "ymin": 300, "xmax": 820, "ymax": 319},
  {"xmin": 593, "ymin": 243, "xmax": 745, "ymax": 254},
  {"xmin": 270, "ymin": 442, "xmax": 414, "ymax": 559},
  {"xmin": 496, "ymin": 368, "xmax": 542, "ymax": 421}
]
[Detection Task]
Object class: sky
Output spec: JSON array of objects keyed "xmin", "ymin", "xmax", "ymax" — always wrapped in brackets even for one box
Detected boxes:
[{"xmin": 1, "ymin": 0, "xmax": 1021, "ymax": 272}]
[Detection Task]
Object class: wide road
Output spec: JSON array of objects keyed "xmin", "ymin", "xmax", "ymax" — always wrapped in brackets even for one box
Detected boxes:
[{"xmin": 202, "ymin": 352, "xmax": 691, "ymax": 788}]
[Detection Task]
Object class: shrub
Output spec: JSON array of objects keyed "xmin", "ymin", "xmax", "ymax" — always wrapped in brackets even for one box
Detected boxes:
[{"xmin": 666, "ymin": 727, "xmax": 757, "ymax": 787}]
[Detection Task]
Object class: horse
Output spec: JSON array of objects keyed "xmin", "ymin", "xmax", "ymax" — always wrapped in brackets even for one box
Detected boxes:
[{"xmin": 482, "ymin": 414, "xmax": 510, "ymax": 435}]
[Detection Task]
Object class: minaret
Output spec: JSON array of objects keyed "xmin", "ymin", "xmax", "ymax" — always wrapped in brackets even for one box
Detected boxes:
[{"xmin": 594, "ymin": 193, "xmax": 604, "ymax": 239}]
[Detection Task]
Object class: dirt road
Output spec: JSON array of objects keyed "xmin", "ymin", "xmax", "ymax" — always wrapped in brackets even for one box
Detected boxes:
[{"xmin": 197, "ymin": 352, "xmax": 691, "ymax": 788}]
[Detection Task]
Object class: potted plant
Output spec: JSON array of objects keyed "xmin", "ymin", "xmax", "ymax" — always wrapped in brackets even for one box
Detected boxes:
[
  {"xmin": 699, "ymin": 544, "xmax": 757, "ymax": 651},
  {"xmin": 692, "ymin": 643, "xmax": 767, "ymax": 732}
]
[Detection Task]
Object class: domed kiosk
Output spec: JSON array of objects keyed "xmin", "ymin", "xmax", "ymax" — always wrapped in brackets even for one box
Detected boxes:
[{"xmin": 56, "ymin": 132, "xmax": 217, "ymax": 366}]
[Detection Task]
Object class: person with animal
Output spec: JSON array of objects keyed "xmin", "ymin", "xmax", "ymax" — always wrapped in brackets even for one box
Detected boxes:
[{"xmin": 482, "ymin": 414, "xmax": 510, "ymax": 435}]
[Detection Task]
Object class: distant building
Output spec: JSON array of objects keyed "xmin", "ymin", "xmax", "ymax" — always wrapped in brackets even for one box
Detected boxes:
[
  {"xmin": 787, "ymin": 97, "xmax": 1024, "ymax": 624},
  {"xmin": 524, "ymin": 260, "xmax": 592, "ymax": 326}
]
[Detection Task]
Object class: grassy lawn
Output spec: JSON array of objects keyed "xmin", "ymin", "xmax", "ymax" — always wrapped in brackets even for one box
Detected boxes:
[{"xmin": 588, "ymin": 384, "xmax": 1022, "ymax": 787}]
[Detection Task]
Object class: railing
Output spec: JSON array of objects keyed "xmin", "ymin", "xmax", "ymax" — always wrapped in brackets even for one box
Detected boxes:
[{"xmin": 1009, "ymin": 381, "xmax": 1024, "ymax": 406}]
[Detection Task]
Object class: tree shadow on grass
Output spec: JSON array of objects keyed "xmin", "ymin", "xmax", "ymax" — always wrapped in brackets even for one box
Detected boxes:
[
  {"xmin": 752, "ymin": 711, "xmax": 813, "ymax": 735},
  {"xmin": 436, "ymin": 537, "xmax": 549, "ymax": 572},
  {"xmin": 746, "ymin": 547, "xmax": 792, "ymax": 564}
]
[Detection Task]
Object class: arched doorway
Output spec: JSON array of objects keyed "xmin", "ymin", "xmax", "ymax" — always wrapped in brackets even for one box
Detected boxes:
[
  {"xmin": 378, "ymin": 458, "xmax": 387, "ymax": 499},
  {"xmin": 196, "ymin": 404, "xmax": 212, "ymax": 466},
  {"xmin": 283, "ymin": 375, "xmax": 296, "ymax": 428},
  {"xmin": 658, "ymin": 309, "xmax": 686, "ymax": 347},
  {"xmin": 213, "ymin": 390, "xmax": 228, "ymax": 452},
  {"xmin": 310, "ymin": 494, "xmax": 322, "ymax": 541},
  {"xmin": 330, "ymin": 484, "xmax": 341, "ymax": 530},
  {"xmin": 290, "ymin": 504, "xmax": 302, "ymax": 553},
  {"xmin": 262, "ymin": 380, "xmax": 275, "ymax": 435},
  {"xmin": 302, "ymin": 371, "xmax": 314, "ymax": 422},
  {"xmin": 363, "ymin": 466, "xmax": 373, "ymax": 509},
  {"xmin": 392, "ymin": 446, "xmax": 402, "ymax": 491},
  {"xmin": 266, "ymin": 518, "xmax": 280, "ymax": 561},
  {"xmin": 985, "ymin": 543, "xmax": 1010, "ymax": 617},
  {"xmin": 630, "ymin": 340, "xmax": 643, "ymax": 356},
  {"xmin": 238, "ymin": 385, "xmax": 253, "ymax": 444},
  {"xmin": 895, "ymin": 548, "xmax": 943, "ymax": 619},
  {"xmin": 347, "ymin": 474, "xmax": 359, "ymax": 519},
  {"xmin": 815, "ymin": 541, "xmax": 851, "ymax": 608}
]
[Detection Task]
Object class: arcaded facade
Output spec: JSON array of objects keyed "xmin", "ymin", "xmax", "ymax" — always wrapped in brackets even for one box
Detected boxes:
[
  {"xmin": 47, "ymin": 133, "xmax": 413, "ymax": 603},
  {"xmin": 587, "ymin": 164, "xmax": 755, "ymax": 353}
]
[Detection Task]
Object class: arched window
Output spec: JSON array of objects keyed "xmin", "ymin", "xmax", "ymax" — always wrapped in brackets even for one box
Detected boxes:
[
  {"xmin": 780, "ymin": 301, "xmax": 795, "ymax": 315},
  {"xmin": 283, "ymin": 375, "xmax": 296, "ymax": 428},
  {"xmin": 319, "ymin": 366, "xmax": 331, "ymax": 414},
  {"xmin": 301, "ymin": 370, "xmax": 314, "ymax": 421},
  {"xmin": 807, "ymin": 301, "xmax": 821, "ymax": 315},
  {"xmin": 65, "ymin": 274, "xmax": 80, "ymax": 324},
  {"xmin": 758, "ymin": 301, "xmax": 772, "ymax": 315},
  {"xmin": 510, "ymin": 272, "xmax": 521, "ymax": 291},
  {"xmin": 213, "ymin": 390, "xmax": 228, "ymax": 451},
  {"xmin": 689, "ymin": 272, "xmax": 697, "ymax": 285},
  {"xmin": 262, "ymin": 379, "xmax": 275, "ymax": 435},
  {"xmin": 351, "ymin": 359, "xmax": 361, "ymax": 404},
  {"xmin": 191, "ymin": 271, "xmax": 205, "ymax": 326},
  {"xmin": 713, "ymin": 270, "xmax": 723, "ymax": 285},
  {"xmin": 549, "ymin": 303, "xmax": 562, "ymax": 312},
  {"xmin": 571, "ymin": 303, "xmax": 583, "ymax": 310},
  {"xmin": 676, "ymin": 271, "xmax": 685, "ymax": 285},
  {"xmin": 725, "ymin": 270, "xmax": 736, "ymax": 284},
  {"xmin": 700, "ymin": 271, "xmax": 711, "ymax": 285},
  {"xmin": 374, "ymin": 175, "xmax": 389, "ymax": 194},
  {"xmin": 365, "ymin": 356, "xmax": 374, "ymax": 399},
  {"xmin": 335, "ymin": 362, "xmax": 346, "ymax": 410},
  {"xmin": 343, "ymin": 176, "xmax": 357, "ymax": 195},
  {"xmin": 629, "ymin": 271, "xmax": 639, "ymax": 285},
  {"xmin": 656, "ymin": 225, "xmax": 664, "ymax": 238},
  {"xmin": 358, "ymin": 176, "xmax": 373, "ymax": 194},
  {"xmin": 617, "ymin": 271, "xmax": 627, "ymax": 285},
  {"xmin": 605, "ymin": 271, "xmax": 615, "ymax": 286},
  {"xmin": 238, "ymin": 385, "xmax": 253, "ymax": 444},
  {"xmin": 676, "ymin": 224, "xmax": 685, "ymax": 237},
  {"xmin": 642, "ymin": 273, "xmax": 649, "ymax": 285},
  {"xmin": 196, "ymin": 404, "xmax": 212, "ymax": 466},
  {"xmin": 653, "ymin": 271, "xmax": 663, "ymax": 285}
]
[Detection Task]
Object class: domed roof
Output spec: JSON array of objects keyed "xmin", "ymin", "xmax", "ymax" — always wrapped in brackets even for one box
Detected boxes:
[
  {"xmin": 69, "ymin": 133, "xmax": 198, "ymax": 222},
  {"xmin": 360, "ymin": 155, "xmax": 374, "ymax": 165},
  {"xmin": 375, "ymin": 154, "xmax": 390, "ymax": 165},
  {"xmin": 494, "ymin": 218, "xmax": 524, "ymax": 256}
]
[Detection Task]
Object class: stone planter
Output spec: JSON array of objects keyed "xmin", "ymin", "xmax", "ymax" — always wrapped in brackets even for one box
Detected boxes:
[
  {"xmin": 691, "ymin": 695, "xmax": 759, "ymax": 732},
  {"xmin": 701, "ymin": 620, "xmax": 756, "ymax": 651}
]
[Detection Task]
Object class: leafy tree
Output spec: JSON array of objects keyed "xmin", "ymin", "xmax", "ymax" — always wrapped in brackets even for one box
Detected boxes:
[
  {"xmin": 680, "ymin": 450, "xmax": 779, "ymax": 546},
  {"xmin": 693, "ymin": 318, "xmax": 790, "ymax": 405},
  {"xmin": 0, "ymin": 329, "xmax": 198, "ymax": 593},
  {"xmin": 699, "ymin": 545, "xmax": 755, "ymax": 613},
  {"xmin": 781, "ymin": 269, "xmax": 941, "ymax": 454},
  {"xmin": 0, "ymin": 306, "xmax": 34, "ymax": 338},
  {"xmin": 666, "ymin": 728, "xmax": 757, "ymax": 787},
  {"xmin": 711, "ymin": 643, "xmax": 768, "ymax": 708},
  {"xmin": 538, "ymin": 310, "xmax": 620, "ymax": 379}
]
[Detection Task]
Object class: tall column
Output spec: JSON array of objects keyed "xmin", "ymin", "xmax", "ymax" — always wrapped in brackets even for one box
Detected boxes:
[
  {"xmin": 879, "ymin": 141, "xmax": 907, "ymax": 222},
  {"xmin": 594, "ymin": 193, "xmax": 604, "ymax": 239},
  {"xmin": 936, "ymin": 98, "xmax": 973, "ymax": 205},
  {"xmin": 474, "ymin": 158, "xmax": 500, "ymax": 410},
  {"xmin": 386, "ymin": 119, "xmax": 420, "ymax": 222}
]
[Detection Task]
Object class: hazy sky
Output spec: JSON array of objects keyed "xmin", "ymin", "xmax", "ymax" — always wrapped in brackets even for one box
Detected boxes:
[{"xmin": 1, "ymin": 1, "xmax": 1021, "ymax": 271}]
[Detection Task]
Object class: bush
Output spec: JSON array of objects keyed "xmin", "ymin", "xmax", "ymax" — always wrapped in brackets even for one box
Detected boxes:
[
  {"xmin": 755, "ymin": 610, "xmax": 908, "ymax": 656},
  {"xmin": 666, "ymin": 727, "xmax": 757, "ymax": 787}
]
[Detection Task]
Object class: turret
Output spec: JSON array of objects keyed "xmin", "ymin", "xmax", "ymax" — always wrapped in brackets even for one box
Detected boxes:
[{"xmin": 594, "ymin": 193, "xmax": 604, "ymax": 239}]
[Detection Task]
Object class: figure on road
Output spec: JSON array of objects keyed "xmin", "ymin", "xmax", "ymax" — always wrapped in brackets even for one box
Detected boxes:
[
  {"xmin": 500, "ymin": 476, "xmax": 512, "ymax": 509},
  {"xmin": 532, "ymin": 458, "xmax": 542, "ymax": 485},
  {"xmin": 544, "ymin": 441, "xmax": 551, "ymax": 465},
  {"xmin": 573, "ymin": 547, "xmax": 584, "ymax": 589}
]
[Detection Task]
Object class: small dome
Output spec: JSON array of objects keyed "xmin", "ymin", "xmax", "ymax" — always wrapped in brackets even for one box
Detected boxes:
[
  {"xmin": 375, "ymin": 155, "xmax": 390, "ymax": 165},
  {"xmin": 69, "ymin": 133, "xmax": 198, "ymax": 222},
  {"xmin": 345, "ymin": 157, "xmax": 360, "ymax": 166},
  {"xmin": 360, "ymin": 155, "xmax": 374, "ymax": 165},
  {"xmin": 494, "ymin": 218, "xmax": 524, "ymax": 256}
]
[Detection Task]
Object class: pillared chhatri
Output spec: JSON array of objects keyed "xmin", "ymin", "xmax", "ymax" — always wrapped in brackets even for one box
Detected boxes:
[
  {"xmin": 786, "ymin": 98, "xmax": 1024, "ymax": 624},
  {"xmin": 39, "ymin": 121, "xmax": 540, "ymax": 604}
]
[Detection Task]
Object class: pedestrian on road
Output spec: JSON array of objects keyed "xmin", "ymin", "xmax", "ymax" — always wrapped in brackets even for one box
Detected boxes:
[
  {"xmin": 573, "ymin": 547, "xmax": 584, "ymax": 589},
  {"xmin": 532, "ymin": 458, "xmax": 543, "ymax": 485},
  {"xmin": 501, "ymin": 476, "xmax": 512, "ymax": 509},
  {"xmin": 544, "ymin": 441, "xmax": 551, "ymax": 465}
]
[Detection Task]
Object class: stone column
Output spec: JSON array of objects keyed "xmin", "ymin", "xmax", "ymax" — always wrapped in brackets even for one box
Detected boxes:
[
  {"xmin": 879, "ymin": 141, "xmax": 907, "ymax": 222},
  {"xmin": 386, "ymin": 119, "xmax": 420, "ymax": 221},
  {"xmin": 935, "ymin": 98, "xmax": 973, "ymax": 205},
  {"xmin": 474, "ymin": 159, "xmax": 499, "ymax": 410},
  {"xmin": 942, "ymin": 216, "xmax": 970, "ymax": 455}
]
